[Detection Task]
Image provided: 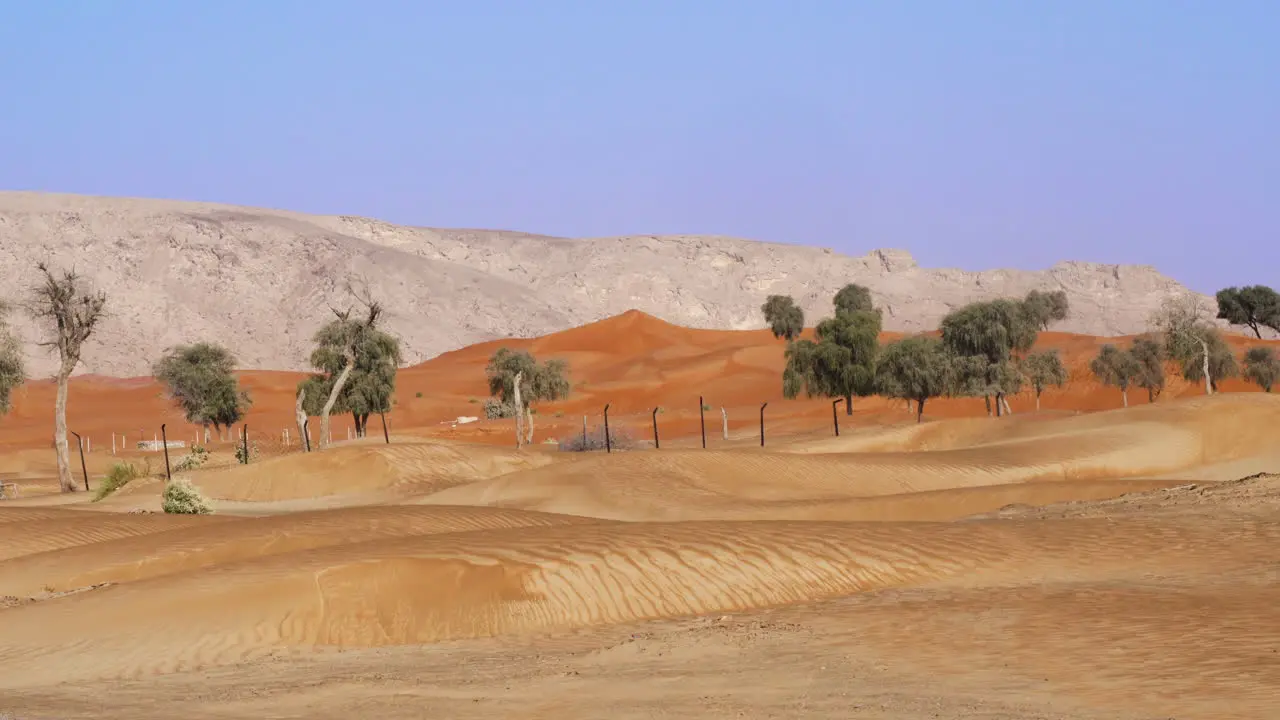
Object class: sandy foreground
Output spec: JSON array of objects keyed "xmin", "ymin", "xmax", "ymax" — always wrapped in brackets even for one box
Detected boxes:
[{"xmin": 2, "ymin": 315, "xmax": 1280, "ymax": 718}]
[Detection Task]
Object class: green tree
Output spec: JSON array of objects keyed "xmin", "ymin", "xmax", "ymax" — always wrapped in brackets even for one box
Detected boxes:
[
  {"xmin": 1022, "ymin": 349, "xmax": 1068, "ymax": 411},
  {"xmin": 1152, "ymin": 295, "xmax": 1226, "ymax": 395},
  {"xmin": 485, "ymin": 348, "xmax": 570, "ymax": 447},
  {"xmin": 1177, "ymin": 329, "xmax": 1238, "ymax": 393},
  {"xmin": 760, "ymin": 295, "xmax": 805, "ymax": 341},
  {"xmin": 29, "ymin": 263, "xmax": 107, "ymax": 493},
  {"xmin": 1216, "ymin": 286, "xmax": 1280, "ymax": 339},
  {"xmin": 1090, "ymin": 344, "xmax": 1141, "ymax": 407},
  {"xmin": 1022, "ymin": 290, "xmax": 1071, "ymax": 330},
  {"xmin": 1129, "ymin": 335, "xmax": 1166, "ymax": 402},
  {"xmin": 940, "ymin": 290, "xmax": 1067, "ymax": 416},
  {"xmin": 783, "ymin": 291, "xmax": 880, "ymax": 416},
  {"xmin": 301, "ymin": 325, "xmax": 401, "ymax": 439},
  {"xmin": 0, "ymin": 303, "xmax": 24, "ymax": 416},
  {"xmin": 306, "ymin": 286, "xmax": 386, "ymax": 449},
  {"xmin": 875, "ymin": 335, "xmax": 953, "ymax": 422},
  {"xmin": 833, "ymin": 283, "xmax": 874, "ymax": 315},
  {"xmin": 154, "ymin": 342, "xmax": 251, "ymax": 443},
  {"xmin": 1242, "ymin": 346, "xmax": 1280, "ymax": 392}
]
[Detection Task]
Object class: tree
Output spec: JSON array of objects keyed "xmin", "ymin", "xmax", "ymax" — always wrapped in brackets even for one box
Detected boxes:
[
  {"xmin": 0, "ymin": 303, "xmax": 25, "ymax": 416},
  {"xmin": 153, "ymin": 343, "xmax": 250, "ymax": 443},
  {"xmin": 833, "ymin": 283, "xmax": 874, "ymax": 315},
  {"xmin": 1216, "ymin": 286, "xmax": 1280, "ymax": 339},
  {"xmin": 27, "ymin": 263, "xmax": 107, "ymax": 492},
  {"xmin": 1151, "ymin": 294, "xmax": 1221, "ymax": 396},
  {"xmin": 1090, "ymin": 344, "xmax": 1141, "ymax": 407},
  {"xmin": 485, "ymin": 348, "xmax": 570, "ymax": 447},
  {"xmin": 301, "ymin": 324, "xmax": 401, "ymax": 439},
  {"xmin": 783, "ymin": 291, "xmax": 880, "ymax": 415},
  {"xmin": 1178, "ymin": 329, "xmax": 1237, "ymax": 393},
  {"xmin": 1129, "ymin": 335, "xmax": 1166, "ymax": 402},
  {"xmin": 1242, "ymin": 346, "xmax": 1280, "ymax": 392},
  {"xmin": 1023, "ymin": 349, "xmax": 1068, "ymax": 411},
  {"xmin": 761, "ymin": 295, "xmax": 805, "ymax": 341},
  {"xmin": 940, "ymin": 290, "xmax": 1067, "ymax": 416},
  {"xmin": 308, "ymin": 283, "xmax": 385, "ymax": 449},
  {"xmin": 875, "ymin": 335, "xmax": 953, "ymax": 422},
  {"xmin": 1023, "ymin": 290, "xmax": 1070, "ymax": 330}
]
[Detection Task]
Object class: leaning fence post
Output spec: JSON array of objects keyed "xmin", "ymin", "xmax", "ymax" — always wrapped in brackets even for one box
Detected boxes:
[
  {"xmin": 651, "ymin": 407, "xmax": 660, "ymax": 449},
  {"xmin": 832, "ymin": 397, "xmax": 844, "ymax": 436},
  {"xmin": 603, "ymin": 403, "xmax": 611, "ymax": 453},
  {"xmin": 160, "ymin": 424, "xmax": 172, "ymax": 484},
  {"xmin": 70, "ymin": 431, "xmax": 90, "ymax": 492},
  {"xmin": 759, "ymin": 402, "xmax": 768, "ymax": 447},
  {"xmin": 699, "ymin": 396, "xmax": 706, "ymax": 449},
  {"xmin": 241, "ymin": 423, "xmax": 249, "ymax": 464}
]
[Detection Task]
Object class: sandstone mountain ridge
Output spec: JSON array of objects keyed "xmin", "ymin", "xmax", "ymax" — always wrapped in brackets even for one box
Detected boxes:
[{"xmin": 0, "ymin": 191, "xmax": 1215, "ymax": 378}]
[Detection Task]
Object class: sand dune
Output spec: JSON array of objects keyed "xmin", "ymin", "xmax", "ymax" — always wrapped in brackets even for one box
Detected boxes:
[
  {"xmin": 0, "ymin": 513, "xmax": 230, "ymax": 562},
  {"xmin": 2, "ymin": 509, "xmax": 1272, "ymax": 688},
  {"xmin": 0, "ymin": 505, "xmax": 600, "ymax": 597}
]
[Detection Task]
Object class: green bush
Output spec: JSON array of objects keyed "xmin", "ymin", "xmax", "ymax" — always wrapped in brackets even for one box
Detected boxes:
[
  {"xmin": 173, "ymin": 445, "xmax": 209, "ymax": 472},
  {"xmin": 234, "ymin": 441, "xmax": 258, "ymax": 464},
  {"xmin": 162, "ymin": 478, "xmax": 214, "ymax": 514},
  {"xmin": 484, "ymin": 398, "xmax": 516, "ymax": 419},
  {"xmin": 93, "ymin": 460, "xmax": 149, "ymax": 502}
]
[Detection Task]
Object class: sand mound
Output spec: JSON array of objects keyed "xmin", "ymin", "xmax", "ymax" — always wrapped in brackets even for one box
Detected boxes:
[
  {"xmin": 0, "ymin": 513, "xmax": 1266, "ymax": 687},
  {"xmin": 114, "ymin": 439, "xmax": 555, "ymax": 503},
  {"xmin": 419, "ymin": 394, "xmax": 1278, "ymax": 521},
  {"xmin": 0, "ymin": 513, "xmax": 230, "ymax": 562},
  {"xmin": 0, "ymin": 505, "xmax": 599, "ymax": 597}
]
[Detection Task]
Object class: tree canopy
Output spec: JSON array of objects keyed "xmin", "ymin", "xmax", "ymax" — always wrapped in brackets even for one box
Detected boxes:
[
  {"xmin": 154, "ymin": 343, "xmax": 250, "ymax": 437},
  {"xmin": 300, "ymin": 321, "xmax": 401, "ymax": 436},
  {"xmin": 0, "ymin": 304, "xmax": 24, "ymax": 415},
  {"xmin": 875, "ymin": 335, "xmax": 953, "ymax": 422},
  {"xmin": 1177, "ymin": 328, "xmax": 1237, "ymax": 392},
  {"xmin": 833, "ymin": 283, "xmax": 875, "ymax": 315},
  {"xmin": 1151, "ymin": 294, "xmax": 1223, "ymax": 395},
  {"xmin": 1129, "ymin": 335, "xmax": 1166, "ymax": 402},
  {"xmin": 783, "ymin": 291, "xmax": 880, "ymax": 415},
  {"xmin": 1243, "ymin": 346, "xmax": 1280, "ymax": 392},
  {"xmin": 1022, "ymin": 349, "xmax": 1068, "ymax": 410},
  {"xmin": 939, "ymin": 290, "xmax": 1068, "ymax": 414},
  {"xmin": 1089, "ymin": 344, "xmax": 1141, "ymax": 406},
  {"xmin": 761, "ymin": 295, "xmax": 804, "ymax": 341},
  {"xmin": 485, "ymin": 348, "xmax": 570, "ymax": 447},
  {"xmin": 1216, "ymin": 286, "xmax": 1280, "ymax": 339}
]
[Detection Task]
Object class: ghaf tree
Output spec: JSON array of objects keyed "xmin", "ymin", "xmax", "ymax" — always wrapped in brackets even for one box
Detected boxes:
[
  {"xmin": 782, "ymin": 284, "xmax": 880, "ymax": 416},
  {"xmin": 760, "ymin": 295, "xmax": 804, "ymax": 341},
  {"xmin": 485, "ymin": 348, "xmax": 570, "ymax": 448},
  {"xmin": 28, "ymin": 262, "xmax": 107, "ymax": 493},
  {"xmin": 0, "ymin": 303, "xmax": 25, "ymax": 416},
  {"xmin": 153, "ymin": 342, "xmax": 251, "ymax": 443}
]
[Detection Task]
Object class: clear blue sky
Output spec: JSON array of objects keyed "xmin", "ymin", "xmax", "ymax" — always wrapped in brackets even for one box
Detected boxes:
[{"xmin": 2, "ymin": 1, "xmax": 1275, "ymax": 292}]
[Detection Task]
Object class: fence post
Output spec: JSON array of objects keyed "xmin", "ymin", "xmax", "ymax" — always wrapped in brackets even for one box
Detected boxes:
[
  {"xmin": 651, "ymin": 407, "xmax": 660, "ymax": 449},
  {"xmin": 603, "ymin": 403, "xmax": 611, "ymax": 453},
  {"xmin": 582, "ymin": 415, "xmax": 587, "ymax": 448},
  {"xmin": 303, "ymin": 419, "xmax": 312, "ymax": 452},
  {"xmin": 70, "ymin": 431, "xmax": 90, "ymax": 492},
  {"xmin": 380, "ymin": 412, "xmax": 390, "ymax": 444},
  {"xmin": 699, "ymin": 396, "xmax": 706, "ymax": 449},
  {"xmin": 160, "ymin": 424, "xmax": 172, "ymax": 484},
  {"xmin": 759, "ymin": 402, "xmax": 768, "ymax": 447},
  {"xmin": 832, "ymin": 398, "xmax": 844, "ymax": 436},
  {"xmin": 241, "ymin": 423, "xmax": 249, "ymax": 464}
]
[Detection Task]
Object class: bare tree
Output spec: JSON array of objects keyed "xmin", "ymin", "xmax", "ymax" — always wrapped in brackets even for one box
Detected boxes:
[
  {"xmin": 1150, "ymin": 295, "xmax": 1218, "ymax": 395},
  {"xmin": 28, "ymin": 262, "xmax": 107, "ymax": 492},
  {"xmin": 314, "ymin": 281, "xmax": 384, "ymax": 450},
  {"xmin": 295, "ymin": 386, "xmax": 310, "ymax": 451}
]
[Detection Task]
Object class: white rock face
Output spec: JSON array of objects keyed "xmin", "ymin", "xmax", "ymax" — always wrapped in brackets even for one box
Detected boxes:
[{"xmin": 0, "ymin": 192, "xmax": 1217, "ymax": 377}]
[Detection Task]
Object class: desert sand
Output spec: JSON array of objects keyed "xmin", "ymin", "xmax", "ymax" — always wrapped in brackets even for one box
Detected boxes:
[{"xmin": 1, "ymin": 313, "xmax": 1278, "ymax": 719}]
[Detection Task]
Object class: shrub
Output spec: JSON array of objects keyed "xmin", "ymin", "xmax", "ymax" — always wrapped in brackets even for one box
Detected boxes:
[
  {"xmin": 162, "ymin": 478, "xmax": 214, "ymax": 514},
  {"xmin": 559, "ymin": 424, "xmax": 635, "ymax": 452},
  {"xmin": 172, "ymin": 445, "xmax": 209, "ymax": 472},
  {"xmin": 234, "ymin": 441, "xmax": 258, "ymax": 464},
  {"xmin": 484, "ymin": 398, "xmax": 517, "ymax": 419},
  {"xmin": 93, "ymin": 460, "xmax": 149, "ymax": 502},
  {"xmin": 415, "ymin": 391, "xmax": 423, "ymax": 398}
]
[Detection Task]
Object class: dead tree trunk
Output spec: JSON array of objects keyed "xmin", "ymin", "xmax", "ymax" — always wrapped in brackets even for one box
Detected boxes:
[
  {"xmin": 721, "ymin": 407, "xmax": 728, "ymax": 440},
  {"xmin": 53, "ymin": 367, "xmax": 75, "ymax": 492},
  {"xmin": 1121, "ymin": 388, "xmax": 1129, "ymax": 408},
  {"xmin": 1001, "ymin": 395, "xmax": 1013, "ymax": 415},
  {"xmin": 1199, "ymin": 338, "xmax": 1213, "ymax": 395},
  {"xmin": 295, "ymin": 387, "xmax": 310, "ymax": 452}
]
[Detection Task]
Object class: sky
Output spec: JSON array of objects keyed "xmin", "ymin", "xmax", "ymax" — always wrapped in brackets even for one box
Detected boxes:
[{"xmin": 1, "ymin": 1, "xmax": 1275, "ymax": 293}]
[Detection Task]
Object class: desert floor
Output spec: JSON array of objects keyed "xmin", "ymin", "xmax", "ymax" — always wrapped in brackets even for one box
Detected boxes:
[{"xmin": 1, "ymin": 312, "xmax": 1278, "ymax": 719}]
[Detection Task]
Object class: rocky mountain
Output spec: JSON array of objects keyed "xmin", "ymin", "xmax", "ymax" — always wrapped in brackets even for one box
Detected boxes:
[{"xmin": 0, "ymin": 192, "xmax": 1213, "ymax": 378}]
